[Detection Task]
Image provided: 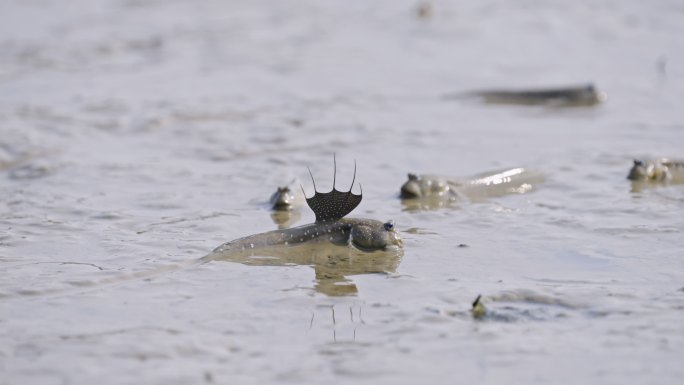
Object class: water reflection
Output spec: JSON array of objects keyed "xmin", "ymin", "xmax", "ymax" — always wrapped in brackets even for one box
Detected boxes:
[
  {"xmin": 629, "ymin": 180, "xmax": 684, "ymax": 194},
  {"xmin": 629, "ymin": 181, "xmax": 684, "ymax": 195},
  {"xmin": 629, "ymin": 181, "xmax": 652, "ymax": 193},
  {"xmin": 209, "ymin": 242, "xmax": 403, "ymax": 296},
  {"xmin": 400, "ymin": 195, "xmax": 459, "ymax": 211},
  {"xmin": 270, "ymin": 210, "xmax": 302, "ymax": 229}
]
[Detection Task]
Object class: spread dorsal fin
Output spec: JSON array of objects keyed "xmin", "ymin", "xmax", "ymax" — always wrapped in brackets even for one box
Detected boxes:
[{"xmin": 300, "ymin": 155, "xmax": 362, "ymax": 222}]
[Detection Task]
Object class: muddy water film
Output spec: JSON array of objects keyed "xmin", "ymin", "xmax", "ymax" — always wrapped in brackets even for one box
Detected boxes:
[{"xmin": 2, "ymin": 1, "xmax": 684, "ymax": 384}]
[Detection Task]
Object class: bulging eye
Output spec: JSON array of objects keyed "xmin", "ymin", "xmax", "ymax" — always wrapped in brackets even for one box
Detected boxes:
[{"xmin": 384, "ymin": 221, "xmax": 395, "ymax": 231}]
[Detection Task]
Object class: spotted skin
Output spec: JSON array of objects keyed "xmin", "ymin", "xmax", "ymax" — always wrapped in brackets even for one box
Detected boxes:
[
  {"xmin": 211, "ymin": 157, "xmax": 399, "ymax": 260},
  {"xmin": 303, "ymin": 155, "xmax": 362, "ymax": 222},
  {"xmin": 305, "ymin": 189, "xmax": 362, "ymax": 222},
  {"xmin": 207, "ymin": 156, "xmax": 402, "ymax": 295},
  {"xmin": 205, "ymin": 218, "xmax": 402, "ymax": 262},
  {"xmin": 208, "ymin": 157, "xmax": 401, "ymax": 295},
  {"xmin": 205, "ymin": 218, "xmax": 402, "ymax": 296}
]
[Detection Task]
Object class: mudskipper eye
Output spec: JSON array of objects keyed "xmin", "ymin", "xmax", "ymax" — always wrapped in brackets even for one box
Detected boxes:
[{"xmin": 384, "ymin": 221, "xmax": 394, "ymax": 231}]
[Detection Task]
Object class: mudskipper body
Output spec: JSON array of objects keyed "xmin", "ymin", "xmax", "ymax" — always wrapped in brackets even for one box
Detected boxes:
[
  {"xmin": 207, "ymin": 156, "xmax": 403, "ymax": 295},
  {"xmin": 399, "ymin": 167, "xmax": 545, "ymax": 210},
  {"xmin": 627, "ymin": 159, "xmax": 684, "ymax": 192},
  {"xmin": 450, "ymin": 84, "xmax": 605, "ymax": 107}
]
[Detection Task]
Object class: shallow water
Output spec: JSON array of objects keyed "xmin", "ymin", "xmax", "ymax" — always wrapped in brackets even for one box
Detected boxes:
[{"xmin": 2, "ymin": 0, "xmax": 684, "ymax": 384}]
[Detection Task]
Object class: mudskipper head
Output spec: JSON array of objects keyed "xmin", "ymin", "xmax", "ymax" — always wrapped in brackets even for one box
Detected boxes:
[
  {"xmin": 576, "ymin": 84, "xmax": 601, "ymax": 104},
  {"xmin": 301, "ymin": 154, "xmax": 362, "ymax": 222},
  {"xmin": 400, "ymin": 173, "xmax": 422, "ymax": 198},
  {"xmin": 270, "ymin": 186, "xmax": 297, "ymax": 211},
  {"xmin": 400, "ymin": 173, "xmax": 450, "ymax": 199},
  {"xmin": 627, "ymin": 159, "xmax": 649, "ymax": 181},
  {"xmin": 350, "ymin": 219, "xmax": 402, "ymax": 251}
]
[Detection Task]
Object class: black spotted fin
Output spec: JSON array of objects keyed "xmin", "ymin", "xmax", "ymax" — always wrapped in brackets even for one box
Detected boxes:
[{"xmin": 301, "ymin": 155, "xmax": 362, "ymax": 222}]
